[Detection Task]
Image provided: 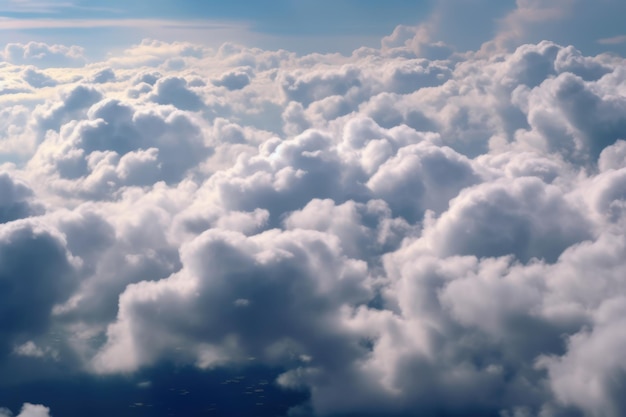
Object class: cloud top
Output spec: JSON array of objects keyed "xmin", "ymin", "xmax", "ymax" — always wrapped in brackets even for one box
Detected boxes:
[{"xmin": 1, "ymin": 21, "xmax": 626, "ymax": 417}]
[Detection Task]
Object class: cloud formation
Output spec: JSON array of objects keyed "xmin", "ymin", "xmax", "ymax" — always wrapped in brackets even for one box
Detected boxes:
[
  {"xmin": 2, "ymin": 42, "xmax": 86, "ymax": 67},
  {"xmin": 1, "ymin": 23, "xmax": 626, "ymax": 417},
  {"xmin": 0, "ymin": 403, "xmax": 52, "ymax": 417}
]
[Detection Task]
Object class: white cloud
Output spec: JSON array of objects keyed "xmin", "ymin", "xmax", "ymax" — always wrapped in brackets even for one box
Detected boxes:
[
  {"xmin": 598, "ymin": 34, "xmax": 626, "ymax": 45},
  {"xmin": 2, "ymin": 41, "xmax": 85, "ymax": 67},
  {"xmin": 149, "ymin": 76, "xmax": 204, "ymax": 110},
  {"xmin": 1, "ymin": 26, "xmax": 626, "ymax": 417},
  {"xmin": 212, "ymin": 68, "xmax": 251, "ymax": 91},
  {"xmin": 92, "ymin": 227, "xmax": 372, "ymax": 373},
  {"xmin": 0, "ymin": 404, "xmax": 52, "ymax": 417}
]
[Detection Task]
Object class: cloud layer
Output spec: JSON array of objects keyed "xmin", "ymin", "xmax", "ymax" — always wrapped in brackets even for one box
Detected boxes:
[{"xmin": 1, "ymin": 24, "xmax": 626, "ymax": 417}]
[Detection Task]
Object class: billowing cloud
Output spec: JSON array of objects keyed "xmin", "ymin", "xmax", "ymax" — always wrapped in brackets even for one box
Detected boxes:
[
  {"xmin": 0, "ymin": 220, "xmax": 78, "ymax": 360},
  {"xmin": 2, "ymin": 42, "xmax": 86, "ymax": 68},
  {"xmin": 0, "ymin": 173, "xmax": 43, "ymax": 223},
  {"xmin": 149, "ymin": 76, "xmax": 204, "ymax": 110},
  {"xmin": 1, "ymin": 21, "xmax": 626, "ymax": 417},
  {"xmin": 0, "ymin": 403, "xmax": 52, "ymax": 417},
  {"xmin": 212, "ymin": 68, "xmax": 252, "ymax": 90}
]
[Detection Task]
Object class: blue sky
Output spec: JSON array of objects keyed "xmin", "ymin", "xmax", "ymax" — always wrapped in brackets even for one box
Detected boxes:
[
  {"xmin": 0, "ymin": 0, "xmax": 433, "ymax": 29},
  {"xmin": 2, "ymin": 0, "xmax": 626, "ymax": 57},
  {"xmin": 0, "ymin": 0, "xmax": 435, "ymax": 55}
]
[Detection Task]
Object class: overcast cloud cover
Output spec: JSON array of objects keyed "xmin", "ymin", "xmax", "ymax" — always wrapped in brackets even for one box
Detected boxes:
[{"xmin": 2, "ymin": 0, "xmax": 626, "ymax": 416}]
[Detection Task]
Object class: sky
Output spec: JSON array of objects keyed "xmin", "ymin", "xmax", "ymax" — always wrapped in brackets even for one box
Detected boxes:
[
  {"xmin": 0, "ymin": 0, "xmax": 436, "ymax": 56},
  {"xmin": 0, "ymin": 0, "xmax": 625, "ymax": 56},
  {"xmin": 2, "ymin": 1, "xmax": 626, "ymax": 417}
]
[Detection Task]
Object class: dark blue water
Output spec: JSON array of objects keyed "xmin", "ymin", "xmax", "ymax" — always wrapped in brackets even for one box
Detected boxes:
[{"xmin": 0, "ymin": 363, "xmax": 309, "ymax": 417}]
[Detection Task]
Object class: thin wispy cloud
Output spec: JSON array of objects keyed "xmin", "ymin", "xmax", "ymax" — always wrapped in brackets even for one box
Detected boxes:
[
  {"xmin": 0, "ymin": 0, "xmax": 120, "ymax": 14},
  {"xmin": 0, "ymin": 16, "xmax": 245, "ymax": 30},
  {"xmin": 598, "ymin": 34, "xmax": 626, "ymax": 45}
]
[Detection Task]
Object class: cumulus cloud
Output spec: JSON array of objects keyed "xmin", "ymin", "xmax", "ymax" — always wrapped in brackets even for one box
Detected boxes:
[
  {"xmin": 0, "ymin": 404, "xmax": 52, "ymax": 417},
  {"xmin": 212, "ymin": 68, "xmax": 252, "ymax": 90},
  {"xmin": 21, "ymin": 67, "xmax": 57, "ymax": 89},
  {"xmin": 2, "ymin": 23, "xmax": 626, "ymax": 417},
  {"xmin": 149, "ymin": 76, "xmax": 204, "ymax": 110},
  {"xmin": 0, "ymin": 220, "xmax": 78, "ymax": 361},
  {"xmin": 89, "ymin": 68, "xmax": 116, "ymax": 84},
  {"xmin": 0, "ymin": 173, "xmax": 43, "ymax": 223},
  {"xmin": 28, "ymin": 97, "xmax": 211, "ymax": 198},
  {"xmin": 92, "ymin": 227, "xmax": 372, "ymax": 374},
  {"xmin": 2, "ymin": 42, "xmax": 85, "ymax": 67}
]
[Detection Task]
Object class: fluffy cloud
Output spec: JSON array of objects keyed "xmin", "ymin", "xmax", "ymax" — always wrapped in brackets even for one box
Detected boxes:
[
  {"xmin": 212, "ymin": 68, "xmax": 252, "ymax": 90},
  {"xmin": 28, "ymin": 97, "xmax": 210, "ymax": 198},
  {"xmin": 0, "ymin": 220, "xmax": 78, "ymax": 360},
  {"xmin": 2, "ymin": 42, "xmax": 85, "ymax": 67},
  {"xmin": 0, "ymin": 173, "xmax": 43, "ymax": 223},
  {"xmin": 0, "ymin": 403, "xmax": 52, "ymax": 417},
  {"xmin": 92, "ymin": 227, "xmax": 372, "ymax": 374},
  {"xmin": 149, "ymin": 76, "xmax": 204, "ymax": 110},
  {"xmin": 1, "ymin": 29, "xmax": 626, "ymax": 417}
]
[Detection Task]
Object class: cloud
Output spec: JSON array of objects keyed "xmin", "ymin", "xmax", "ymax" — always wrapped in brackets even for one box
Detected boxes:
[
  {"xmin": 0, "ymin": 403, "xmax": 52, "ymax": 417},
  {"xmin": 21, "ymin": 67, "xmax": 57, "ymax": 89},
  {"xmin": 35, "ymin": 84, "xmax": 103, "ymax": 133},
  {"xmin": 149, "ymin": 76, "xmax": 204, "ymax": 110},
  {"xmin": 366, "ymin": 141, "xmax": 479, "ymax": 222},
  {"xmin": 489, "ymin": 0, "xmax": 626, "ymax": 55},
  {"xmin": 89, "ymin": 68, "xmax": 116, "ymax": 84},
  {"xmin": 212, "ymin": 68, "xmax": 251, "ymax": 90},
  {"xmin": 0, "ymin": 220, "xmax": 78, "ymax": 361},
  {"xmin": 598, "ymin": 35, "xmax": 626, "ymax": 45},
  {"xmin": 2, "ymin": 27, "xmax": 626, "ymax": 417},
  {"xmin": 28, "ymin": 96, "xmax": 211, "ymax": 198},
  {"xmin": 92, "ymin": 227, "xmax": 372, "ymax": 374},
  {"xmin": 0, "ymin": 173, "xmax": 43, "ymax": 223},
  {"xmin": 421, "ymin": 176, "xmax": 593, "ymax": 263},
  {"xmin": 2, "ymin": 42, "xmax": 86, "ymax": 68}
]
